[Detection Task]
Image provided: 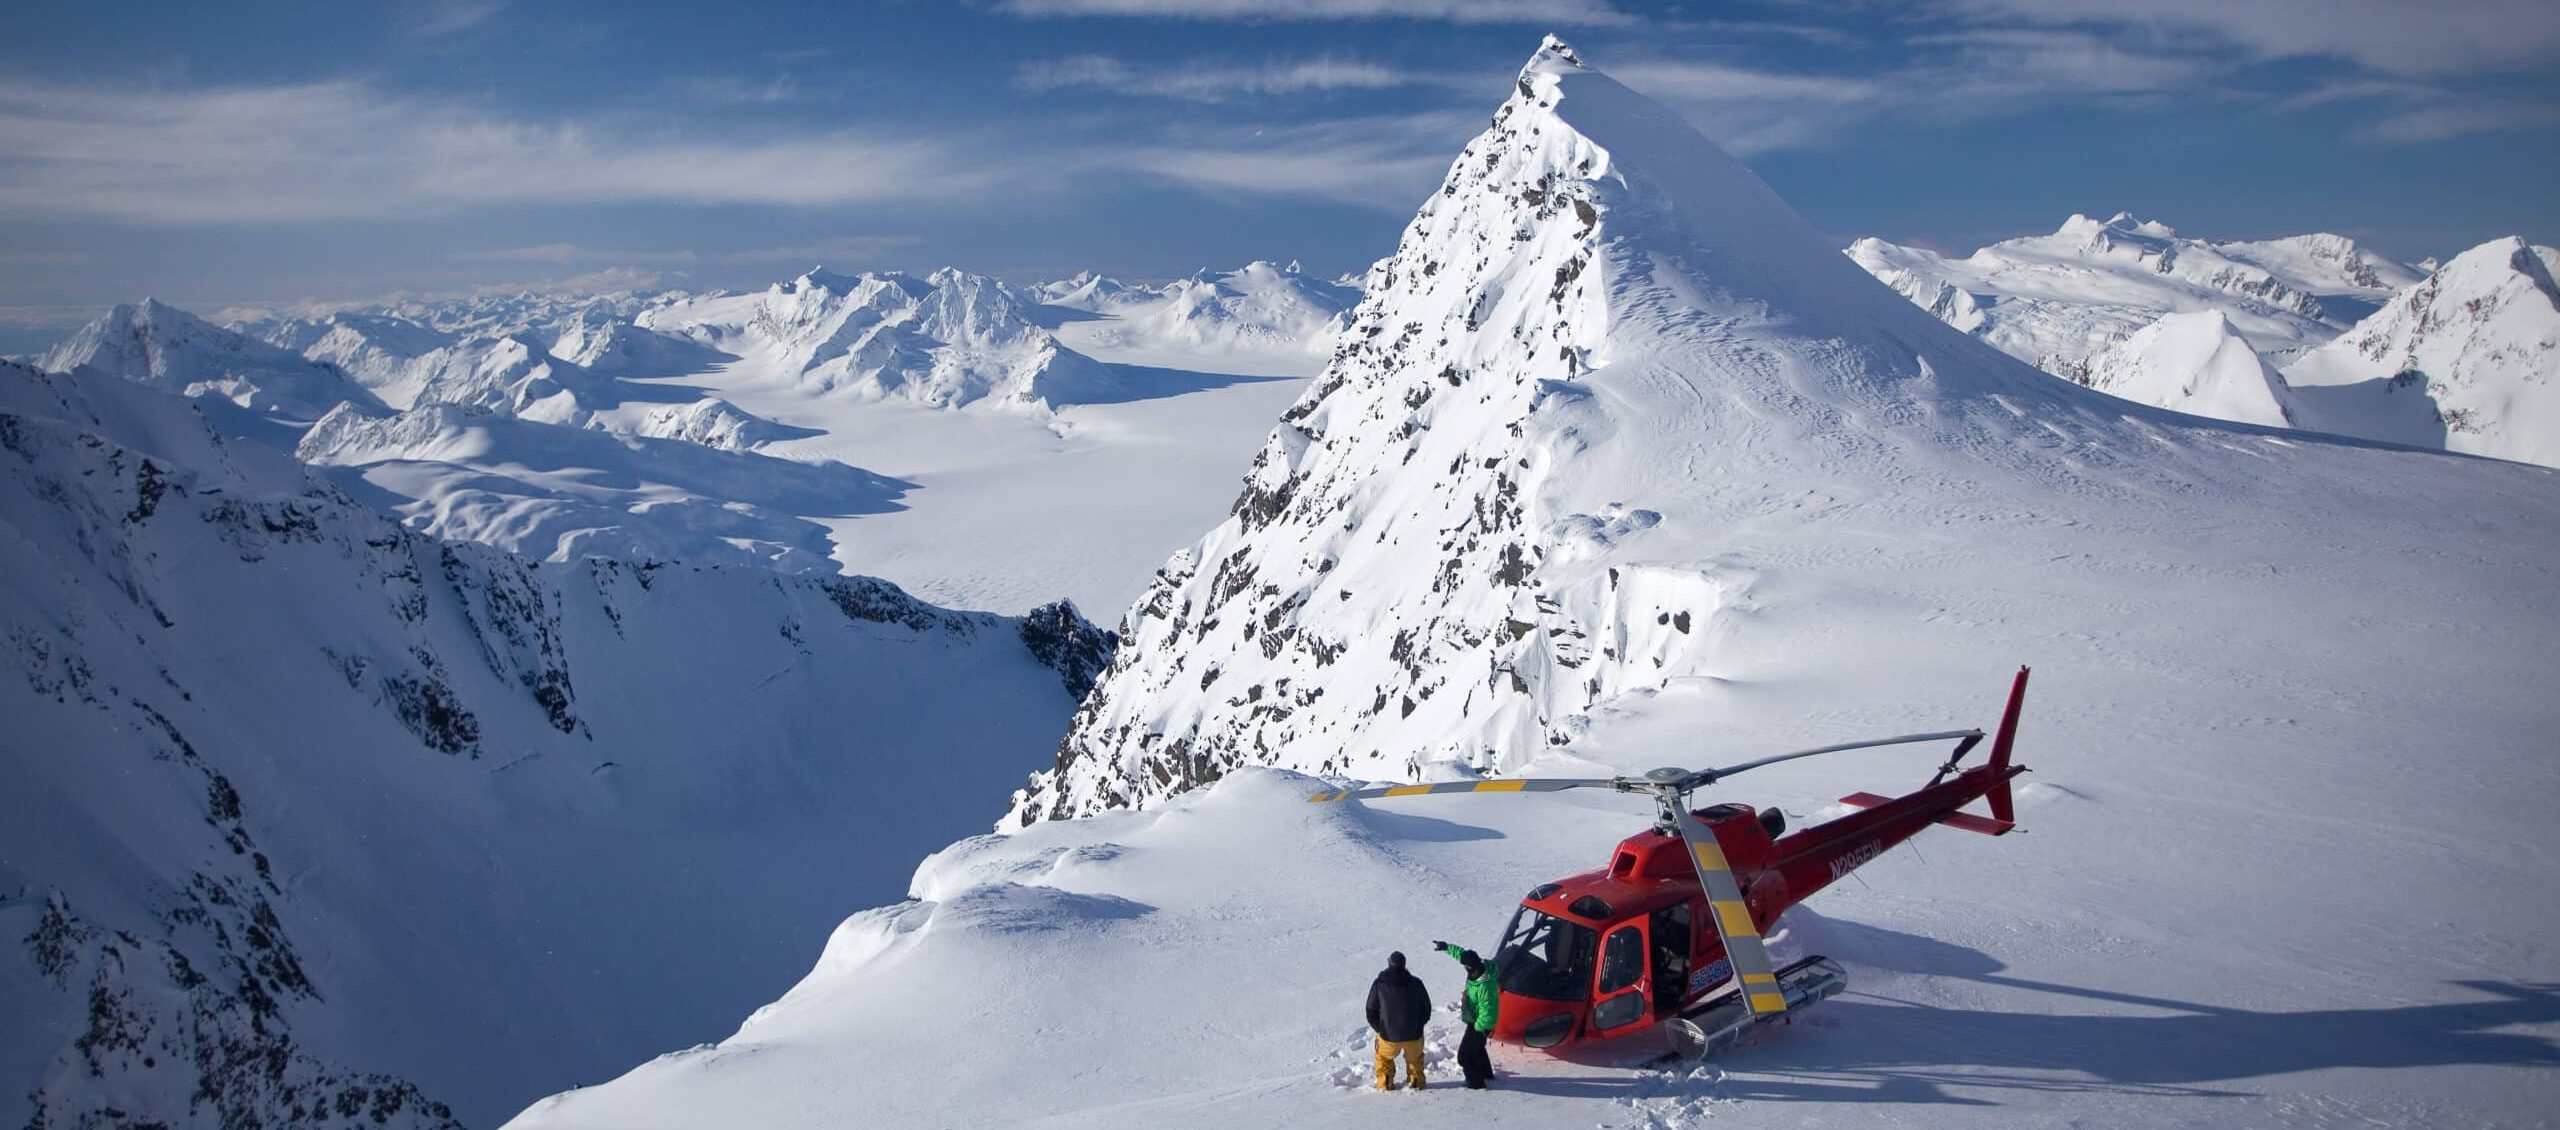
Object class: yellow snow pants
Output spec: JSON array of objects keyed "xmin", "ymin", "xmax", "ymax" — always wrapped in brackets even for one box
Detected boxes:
[{"xmin": 1374, "ymin": 1036, "xmax": 1425, "ymax": 1089}]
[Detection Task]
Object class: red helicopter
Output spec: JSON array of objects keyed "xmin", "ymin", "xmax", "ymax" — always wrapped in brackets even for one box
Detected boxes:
[{"xmin": 1308, "ymin": 667, "xmax": 2033, "ymax": 1057}]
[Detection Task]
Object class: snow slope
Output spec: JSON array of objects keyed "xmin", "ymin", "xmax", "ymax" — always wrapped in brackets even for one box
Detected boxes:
[
  {"xmin": 2078, "ymin": 311, "xmax": 2298, "ymax": 428},
  {"xmin": 509, "ymin": 37, "xmax": 2560, "ymax": 1130},
  {"xmin": 0, "ymin": 359, "xmax": 1113, "ymax": 1128},
  {"xmin": 2283, "ymin": 237, "xmax": 2560, "ymax": 467},
  {"xmin": 1846, "ymin": 216, "xmax": 2414, "ymax": 378}
]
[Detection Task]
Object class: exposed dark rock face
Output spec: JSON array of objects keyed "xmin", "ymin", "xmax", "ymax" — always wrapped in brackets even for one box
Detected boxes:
[{"xmin": 1017, "ymin": 600, "xmax": 1117, "ymax": 702}]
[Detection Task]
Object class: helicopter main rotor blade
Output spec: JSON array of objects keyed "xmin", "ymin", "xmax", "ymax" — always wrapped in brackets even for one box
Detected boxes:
[
  {"xmin": 1303, "ymin": 778, "xmax": 1619, "ymax": 803},
  {"xmin": 1680, "ymin": 728, "xmax": 1983, "ymax": 790},
  {"xmin": 1672, "ymin": 810, "xmax": 1789, "ymax": 1019}
]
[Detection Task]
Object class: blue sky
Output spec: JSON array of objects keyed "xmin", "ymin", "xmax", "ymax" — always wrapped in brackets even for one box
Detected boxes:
[{"xmin": 1, "ymin": 0, "xmax": 2554, "ymax": 344}]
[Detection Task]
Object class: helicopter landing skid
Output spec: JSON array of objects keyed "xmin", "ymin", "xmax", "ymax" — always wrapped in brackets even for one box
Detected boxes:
[{"xmin": 1664, "ymin": 955, "xmax": 1848, "ymax": 1061}]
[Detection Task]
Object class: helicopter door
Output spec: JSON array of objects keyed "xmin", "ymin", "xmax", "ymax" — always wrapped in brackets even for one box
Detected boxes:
[
  {"xmin": 1652, "ymin": 902, "xmax": 1693, "ymax": 1014},
  {"xmin": 1587, "ymin": 919, "xmax": 1652, "ymax": 1038}
]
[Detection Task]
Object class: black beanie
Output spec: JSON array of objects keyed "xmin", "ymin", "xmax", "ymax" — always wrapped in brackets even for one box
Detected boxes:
[{"xmin": 1388, "ymin": 951, "xmax": 1407, "ymax": 969}]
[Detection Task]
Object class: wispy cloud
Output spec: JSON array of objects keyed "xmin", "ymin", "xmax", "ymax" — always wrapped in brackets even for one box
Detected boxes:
[
  {"xmin": 449, "ymin": 244, "xmax": 701, "ymax": 266},
  {"xmin": 1912, "ymin": 28, "xmax": 2216, "ymax": 97},
  {"xmin": 1606, "ymin": 28, "xmax": 2221, "ymax": 157},
  {"xmin": 448, "ymin": 235, "xmax": 924, "ymax": 269},
  {"xmin": 0, "ymin": 80, "xmax": 1002, "ymax": 223},
  {"xmin": 1113, "ymin": 111, "xmax": 1478, "ymax": 211},
  {"xmin": 720, "ymin": 234, "xmax": 928, "ymax": 265},
  {"xmin": 1016, "ymin": 55, "xmax": 1453, "ymax": 101},
  {"xmin": 1604, "ymin": 61, "xmax": 1889, "ymax": 155},
  {"xmin": 996, "ymin": 0, "xmax": 1638, "ymax": 26},
  {"xmin": 1944, "ymin": 0, "xmax": 2560, "ymax": 77},
  {"xmin": 2286, "ymin": 79, "xmax": 2560, "ymax": 143},
  {"xmin": 414, "ymin": 0, "xmax": 512, "ymax": 36},
  {"xmin": 683, "ymin": 74, "xmax": 812, "ymax": 106},
  {"xmin": 209, "ymin": 266, "xmax": 686, "ymax": 325}
]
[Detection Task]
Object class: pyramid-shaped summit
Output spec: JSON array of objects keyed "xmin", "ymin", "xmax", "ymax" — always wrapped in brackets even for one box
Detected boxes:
[{"xmin": 1008, "ymin": 39, "xmax": 2104, "ymax": 825}]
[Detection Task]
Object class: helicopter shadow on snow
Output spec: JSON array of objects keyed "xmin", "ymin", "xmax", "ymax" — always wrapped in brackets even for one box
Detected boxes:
[
  {"xmin": 1339, "ymin": 805, "xmax": 1504, "ymax": 845},
  {"xmin": 1702, "ymin": 907, "xmax": 2560, "ymax": 1108}
]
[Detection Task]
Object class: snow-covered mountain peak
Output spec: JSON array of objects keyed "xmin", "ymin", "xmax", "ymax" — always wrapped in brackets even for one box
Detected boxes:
[
  {"xmin": 645, "ymin": 266, "xmax": 1121, "ymax": 410},
  {"xmin": 2049, "ymin": 211, "xmax": 2184, "ymax": 259},
  {"xmin": 1527, "ymin": 32, "xmax": 1586, "ymax": 72},
  {"xmin": 2282, "ymin": 235, "xmax": 2560, "ymax": 465},
  {"xmin": 2101, "ymin": 211, "xmax": 2175, "ymax": 238},
  {"xmin": 2080, "ymin": 309, "xmax": 2298, "ymax": 428},
  {"xmin": 38, "ymin": 298, "xmax": 384, "ymax": 423},
  {"xmin": 1848, "ymin": 210, "xmax": 2427, "ymax": 379},
  {"xmin": 1039, "ymin": 260, "xmax": 1359, "ymax": 368},
  {"xmin": 790, "ymin": 266, "xmax": 870, "ymax": 295},
  {"xmin": 1010, "ymin": 40, "xmax": 2052, "ymax": 823},
  {"xmin": 2213, "ymin": 231, "xmax": 2428, "ymax": 297}
]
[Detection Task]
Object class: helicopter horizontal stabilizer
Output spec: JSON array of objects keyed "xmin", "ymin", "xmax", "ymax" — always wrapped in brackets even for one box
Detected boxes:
[{"xmin": 1836, "ymin": 791, "xmax": 2016, "ymax": 836}]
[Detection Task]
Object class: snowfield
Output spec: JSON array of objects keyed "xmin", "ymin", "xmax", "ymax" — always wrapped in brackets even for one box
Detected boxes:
[{"xmin": 503, "ymin": 37, "xmax": 2560, "ymax": 1130}]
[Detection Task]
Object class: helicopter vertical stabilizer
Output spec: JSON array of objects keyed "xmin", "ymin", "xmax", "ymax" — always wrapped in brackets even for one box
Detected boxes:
[{"xmin": 1987, "ymin": 666, "xmax": 2030, "ymax": 824}]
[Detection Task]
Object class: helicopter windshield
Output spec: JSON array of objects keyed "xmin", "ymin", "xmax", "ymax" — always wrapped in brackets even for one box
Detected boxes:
[{"xmin": 1493, "ymin": 905, "xmax": 1599, "ymax": 1001}]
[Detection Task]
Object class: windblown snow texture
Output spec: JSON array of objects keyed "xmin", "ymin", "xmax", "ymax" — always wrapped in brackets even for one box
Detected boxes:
[{"xmin": 0, "ymin": 360, "xmax": 1107, "ymax": 1127}]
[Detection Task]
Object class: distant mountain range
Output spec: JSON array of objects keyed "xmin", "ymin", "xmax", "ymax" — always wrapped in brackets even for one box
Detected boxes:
[{"xmin": 1846, "ymin": 215, "xmax": 2558, "ymax": 468}]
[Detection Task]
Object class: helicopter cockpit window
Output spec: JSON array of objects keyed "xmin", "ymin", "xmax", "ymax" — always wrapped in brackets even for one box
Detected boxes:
[
  {"xmin": 1494, "ymin": 906, "xmax": 1599, "ymax": 1002},
  {"xmin": 1597, "ymin": 925, "xmax": 1645, "ymax": 994}
]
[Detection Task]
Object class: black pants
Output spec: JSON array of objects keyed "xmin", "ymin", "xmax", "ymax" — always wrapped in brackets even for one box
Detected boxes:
[{"xmin": 1458, "ymin": 1027, "xmax": 1493, "ymax": 1088}]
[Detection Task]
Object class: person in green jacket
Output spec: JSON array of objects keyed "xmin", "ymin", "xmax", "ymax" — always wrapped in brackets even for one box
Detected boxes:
[{"xmin": 1434, "ymin": 940, "xmax": 1499, "ymax": 1088}]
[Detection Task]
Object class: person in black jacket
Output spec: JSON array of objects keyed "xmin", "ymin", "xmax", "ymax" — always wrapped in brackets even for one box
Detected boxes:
[{"xmin": 1365, "ymin": 951, "xmax": 1432, "ymax": 1090}]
